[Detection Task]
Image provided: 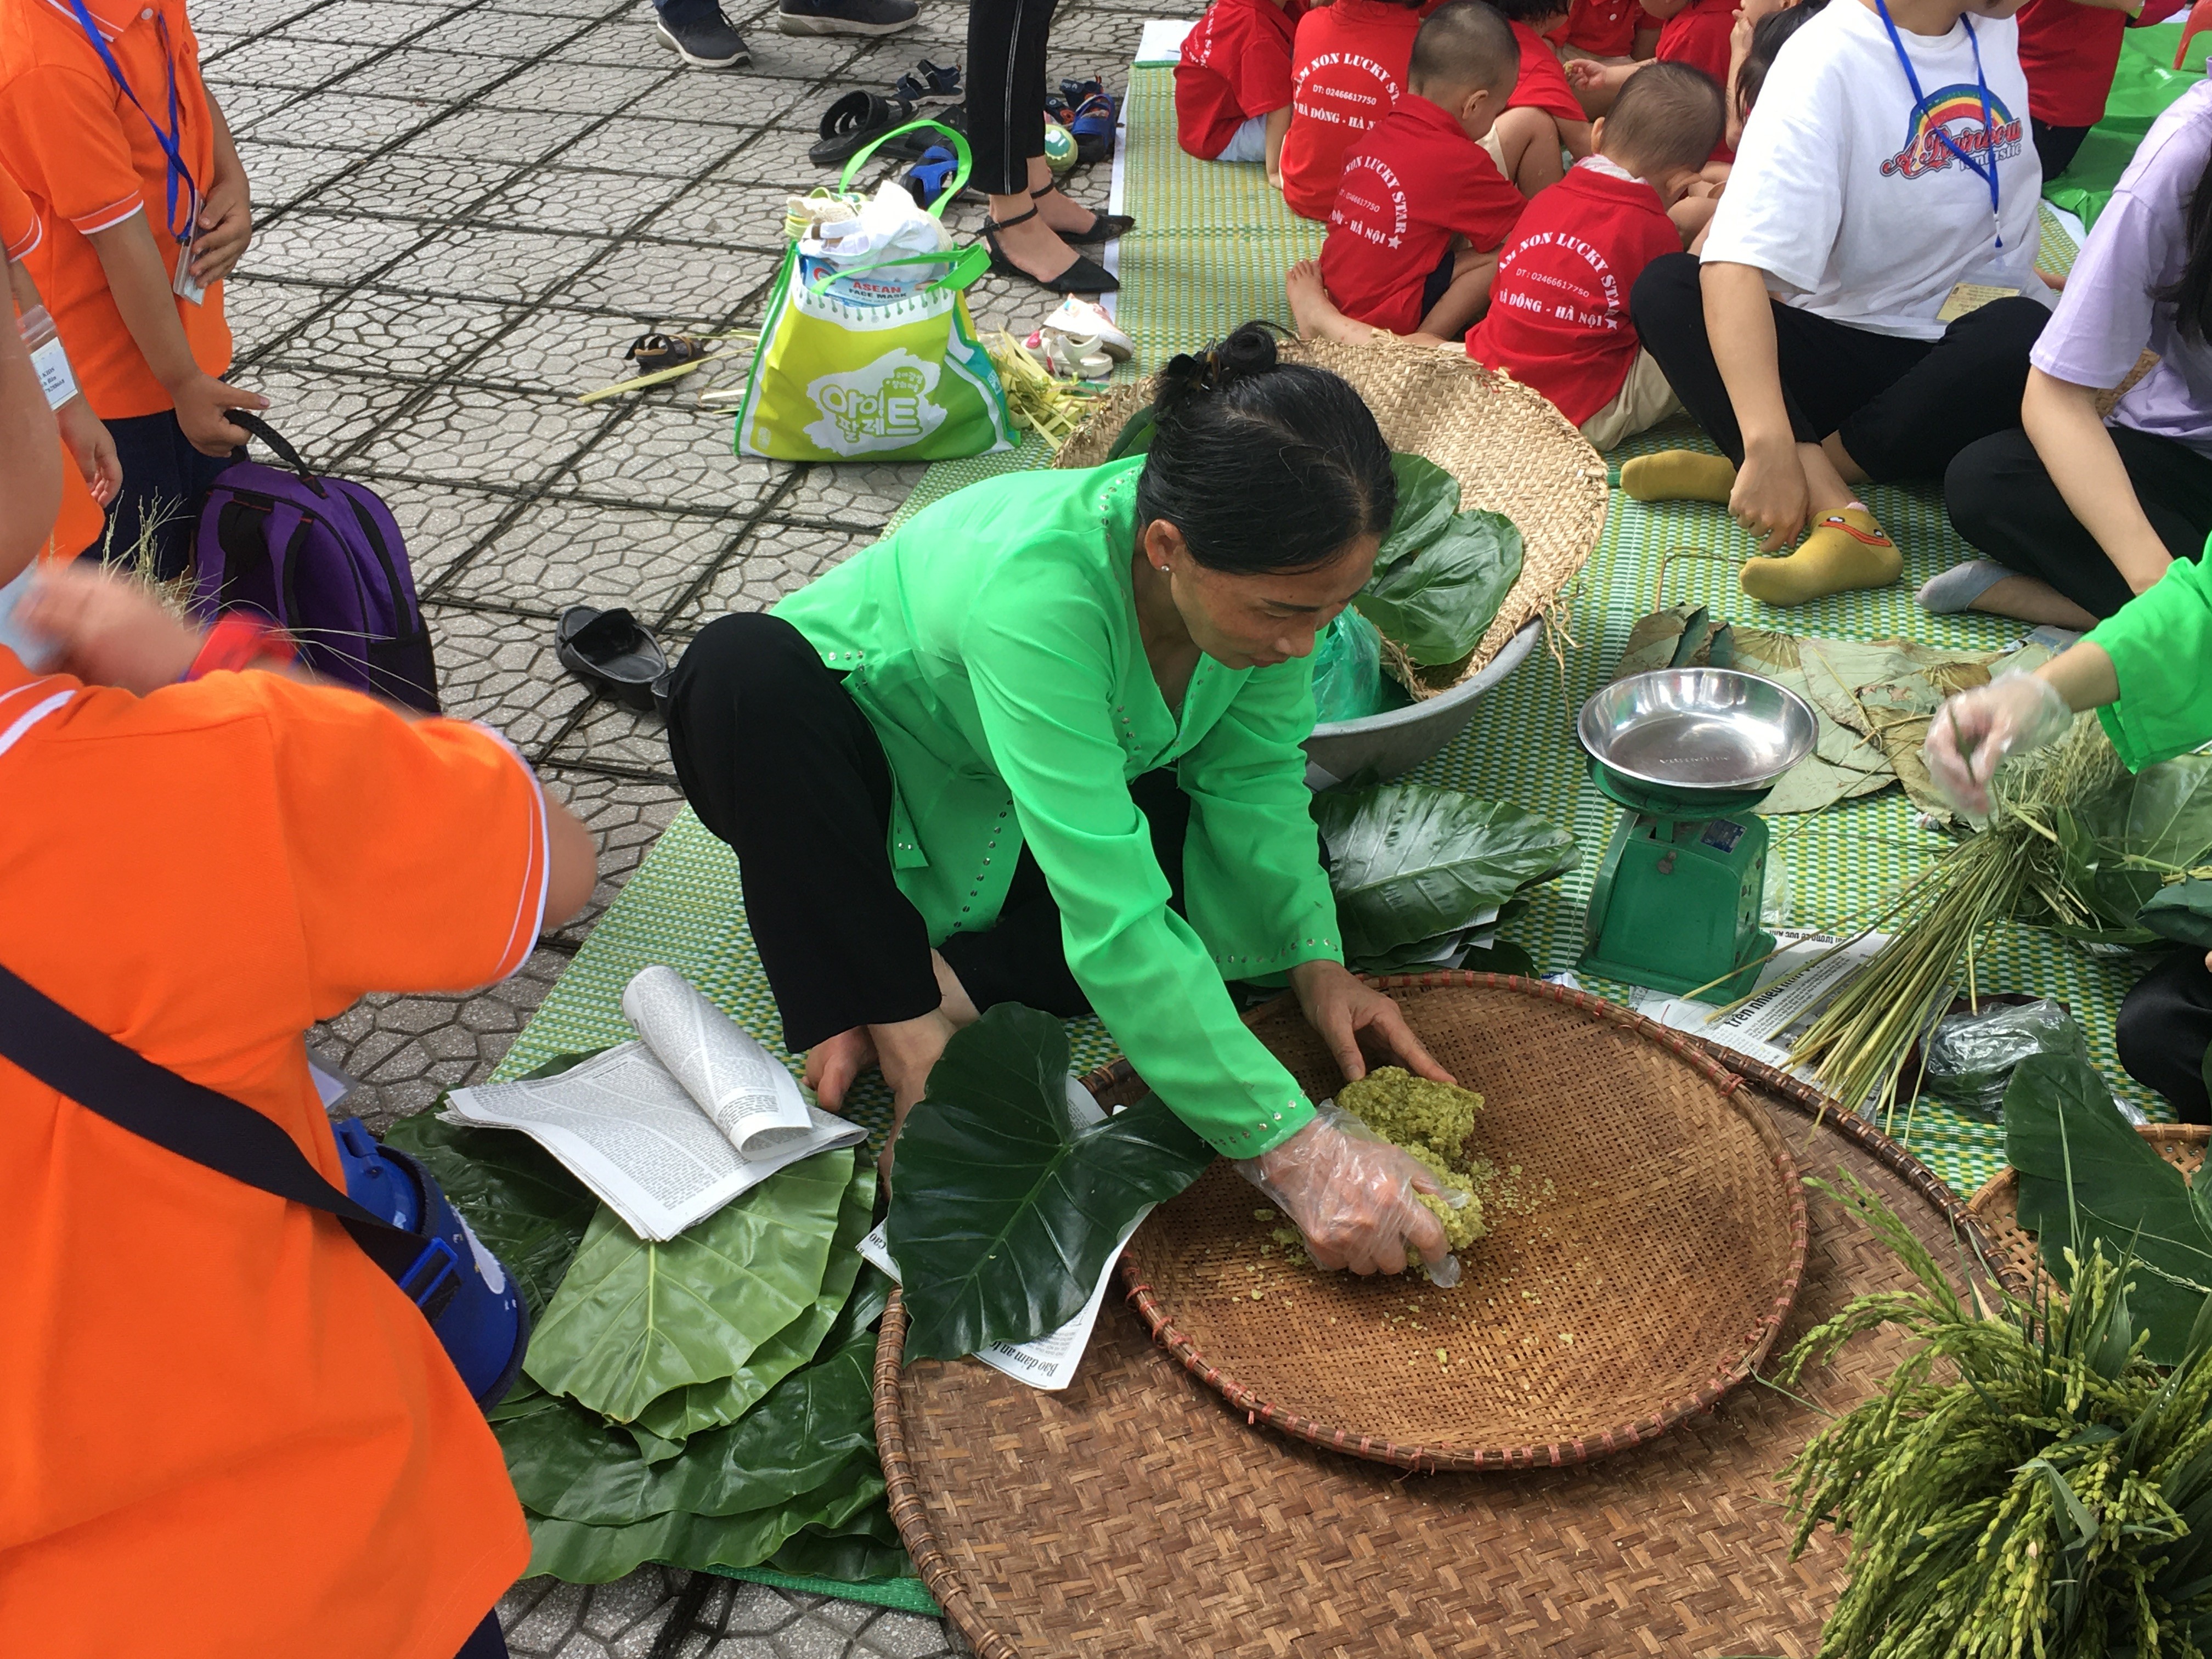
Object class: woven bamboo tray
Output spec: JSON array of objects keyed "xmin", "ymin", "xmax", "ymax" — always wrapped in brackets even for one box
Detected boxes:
[
  {"xmin": 1054, "ymin": 336, "xmax": 1606, "ymax": 690},
  {"xmin": 1105, "ymin": 975, "xmax": 1805, "ymax": 1470},
  {"xmin": 1967, "ymin": 1123, "xmax": 2210, "ymax": 1294},
  {"xmin": 875, "ymin": 1057, "xmax": 2000, "ymax": 1659}
]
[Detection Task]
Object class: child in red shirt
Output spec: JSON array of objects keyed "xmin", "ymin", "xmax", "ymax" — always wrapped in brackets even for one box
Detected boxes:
[
  {"xmin": 1177, "ymin": 0, "xmax": 1308, "ymax": 178},
  {"xmin": 1302, "ymin": 2, "xmax": 1525, "ymax": 341},
  {"xmin": 1556, "ymin": 0, "xmax": 1660, "ymax": 117},
  {"xmin": 1466, "ymin": 63, "xmax": 1723, "ymax": 448},
  {"xmin": 1487, "ymin": 0, "xmax": 1594, "ymax": 193},
  {"xmin": 2017, "ymin": 0, "xmax": 2126, "ymax": 182},
  {"xmin": 1279, "ymin": 0, "xmax": 1431, "ymax": 222}
]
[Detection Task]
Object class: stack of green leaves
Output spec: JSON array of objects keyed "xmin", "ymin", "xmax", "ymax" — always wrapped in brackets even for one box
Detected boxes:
[
  {"xmin": 1353, "ymin": 454, "xmax": 1524, "ymax": 686},
  {"xmin": 387, "ymin": 1081, "xmax": 905, "ymax": 1587},
  {"xmin": 2045, "ymin": 750, "xmax": 2212, "ymax": 950},
  {"xmin": 1313, "ymin": 782, "xmax": 1579, "ymax": 975}
]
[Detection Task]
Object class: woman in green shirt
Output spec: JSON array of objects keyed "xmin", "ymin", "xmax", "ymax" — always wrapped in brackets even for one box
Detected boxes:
[
  {"xmin": 1925, "ymin": 555, "xmax": 2212, "ymax": 1122},
  {"xmin": 666, "ymin": 325, "xmax": 1455, "ymax": 1277}
]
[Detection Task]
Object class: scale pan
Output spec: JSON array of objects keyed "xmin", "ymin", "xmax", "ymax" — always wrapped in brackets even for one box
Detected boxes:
[{"xmin": 1577, "ymin": 669, "xmax": 1817, "ymax": 794}]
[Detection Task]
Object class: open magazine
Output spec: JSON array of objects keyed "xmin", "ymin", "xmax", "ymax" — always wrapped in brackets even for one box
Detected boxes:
[{"xmin": 444, "ymin": 966, "xmax": 865, "ymax": 1241}]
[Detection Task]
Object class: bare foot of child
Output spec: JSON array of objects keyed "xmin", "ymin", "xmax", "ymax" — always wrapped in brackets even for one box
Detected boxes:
[{"xmin": 1286, "ymin": 260, "xmax": 1380, "ymax": 346}]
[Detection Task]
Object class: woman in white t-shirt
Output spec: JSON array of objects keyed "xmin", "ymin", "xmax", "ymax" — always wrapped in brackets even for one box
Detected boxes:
[{"xmin": 1624, "ymin": 0, "xmax": 2054, "ymax": 607}]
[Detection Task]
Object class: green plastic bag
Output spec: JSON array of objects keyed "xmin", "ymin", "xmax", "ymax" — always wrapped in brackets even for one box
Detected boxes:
[
  {"xmin": 1311, "ymin": 606, "xmax": 1388, "ymax": 724},
  {"xmin": 733, "ymin": 122, "xmax": 1014, "ymax": 463}
]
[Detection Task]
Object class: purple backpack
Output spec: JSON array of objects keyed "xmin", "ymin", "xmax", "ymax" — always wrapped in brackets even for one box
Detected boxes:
[{"xmin": 192, "ymin": 414, "xmax": 441, "ymax": 712}]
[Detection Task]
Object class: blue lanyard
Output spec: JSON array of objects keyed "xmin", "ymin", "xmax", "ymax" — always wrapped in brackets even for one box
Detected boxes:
[
  {"xmin": 66, "ymin": 0, "xmax": 198, "ymax": 242},
  {"xmin": 1872, "ymin": 0, "xmax": 2002, "ymax": 250}
]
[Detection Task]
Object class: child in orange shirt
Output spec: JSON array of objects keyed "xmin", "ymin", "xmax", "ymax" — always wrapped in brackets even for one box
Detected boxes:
[
  {"xmin": 1305, "ymin": 2, "xmax": 1525, "ymax": 341},
  {"xmin": 0, "ymin": 289, "xmax": 600, "ymax": 1659},
  {"xmin": 0, "ymin": 0, "xmax": 264, "ymax": 578},
  {"xmin": 3, "ymin": 160, "xmax": 119, "ymax": 561}
]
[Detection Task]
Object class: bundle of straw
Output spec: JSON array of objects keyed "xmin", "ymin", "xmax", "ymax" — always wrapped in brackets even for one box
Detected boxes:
[
  {"xmin": 1770, "ymin": 715, "xmax": 2121, "ymax": 1125},
  {"xmin": 984, "ymin": 332, "xmax": 1107, "ymax": 453}
]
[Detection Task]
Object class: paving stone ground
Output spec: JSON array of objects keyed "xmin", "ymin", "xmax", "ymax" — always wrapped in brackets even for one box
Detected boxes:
[{"xmin": 193, "ymin": 0, "xmax": 1150, "ymax": 1644}]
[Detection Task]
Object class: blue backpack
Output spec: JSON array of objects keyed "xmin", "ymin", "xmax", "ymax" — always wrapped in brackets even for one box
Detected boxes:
[{"xmin": 192, "ymin": 414, "xmax": 441, "ymax": 712}]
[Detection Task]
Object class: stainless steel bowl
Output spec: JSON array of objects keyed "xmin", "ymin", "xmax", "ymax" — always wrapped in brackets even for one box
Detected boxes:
[{"xmin": 1577, "ymin": 669, "xmax": 1818, "ymax": 793}]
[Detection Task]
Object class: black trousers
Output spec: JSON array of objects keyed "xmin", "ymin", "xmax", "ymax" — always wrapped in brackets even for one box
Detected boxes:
[
  {"xmin": 2117, "ymin": 947, "xmax": 2212, "ymax": 1125},
  {"xmin": 93, "ymin": 410, "xmax": 242, "ymax": 578},
  {"xmin": 455, "ymin": 1610, "xmax": 508, "ymax": 1659},
  {"xmin": 1944, "ymin": 424, "xmax": 2212, "ymax": 619},
  {"xmin": 1628, "ymin": 252, "xmax": 2050, "ymax": 482},
  {"xmin": 665, "ymin": 612, "xmax": 1190, "ymax": 1052},
  {"xmin": 968, "ymin": 0, "xmax": 1062, "ymax": 196},
  {"xmin": 2034, "ymin": 117, "xmax": 2091, "ymax": 183}
]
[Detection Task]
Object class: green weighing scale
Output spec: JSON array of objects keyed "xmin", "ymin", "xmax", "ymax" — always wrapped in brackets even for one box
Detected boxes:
[{"xmin": 1576, "ymin": 668, "xmax": 1818, "ymax": 1003}]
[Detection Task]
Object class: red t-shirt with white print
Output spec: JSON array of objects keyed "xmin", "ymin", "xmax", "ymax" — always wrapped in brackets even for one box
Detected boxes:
[
  {"xmin": 1465, "ymin": 157, "xmax": 1681, "ymax": 423},
  {"xmin": 1176, "ymin": 0, "xmax": 1308, "ymax": 159},
  {"xmin": 1319, "ymin": 94, "xmax": 1527, "ymax": 333},
  {"xmin": 1280, "ymin": 0, "xmax": 1427, "ymax": 221}
]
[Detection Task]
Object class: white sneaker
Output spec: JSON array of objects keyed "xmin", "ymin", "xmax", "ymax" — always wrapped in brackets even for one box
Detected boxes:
[{"xmin": 1041, "ymin": 296, "xmax": 1131, "ymax": 361}]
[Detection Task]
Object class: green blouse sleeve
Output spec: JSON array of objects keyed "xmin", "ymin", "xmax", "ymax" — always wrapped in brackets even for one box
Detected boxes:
[
  {"xmin": 959, "ymin": 560, "xmax": 1317, "ymax": 1160},
  {"xmin": 1176, "ymin": 656, "xmax": 1344, "ymax": 981},
  {"xmin": 2085, "ymin": 555, "xmax": 2212, "ymax": 771}
]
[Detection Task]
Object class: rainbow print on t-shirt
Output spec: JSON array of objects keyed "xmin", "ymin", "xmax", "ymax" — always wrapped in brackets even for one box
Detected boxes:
[{"xmin": 1881, "ymin": 83, "xmax": 2025, "ymax": 181}]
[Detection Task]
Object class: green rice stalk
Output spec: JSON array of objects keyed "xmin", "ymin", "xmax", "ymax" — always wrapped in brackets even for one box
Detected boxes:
[{"xmin": 1785, "ymin": 1173, "xmax": 2212, "ymax": 1659}]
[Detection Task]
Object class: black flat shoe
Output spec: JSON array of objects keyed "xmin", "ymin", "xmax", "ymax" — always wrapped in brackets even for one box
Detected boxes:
[
  {"xmin": 980, "ymin": 205, "xmax": 1118, "ymax": 295},
  {"xmin": 556, "ymin": 606, "xmax": 669, "ymax": 714},
  {"xmin": 1032, "ymin": 183, "xmax": 1133, "ymax": 244}
]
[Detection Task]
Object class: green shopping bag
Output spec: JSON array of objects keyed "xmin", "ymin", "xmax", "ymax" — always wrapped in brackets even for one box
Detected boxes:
[{"xmin": 734, "ymin": 121, "xmax": 1014, "ymax": 462}]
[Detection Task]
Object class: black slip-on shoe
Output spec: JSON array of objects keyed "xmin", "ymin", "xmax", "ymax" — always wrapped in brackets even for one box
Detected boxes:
[{"xmin": 777, "ymin": 0, "xmax": 918, "ymax": 36}]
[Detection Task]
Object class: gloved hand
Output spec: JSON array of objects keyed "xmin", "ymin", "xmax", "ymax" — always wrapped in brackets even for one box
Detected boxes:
[
  {"xmin": 1235, "ymin": 1104, "xmax": 1462, "ymax": 1285},
  {"xmin": 1922, "ymin": 670, "xmax": 2073, "ymax": 820}
]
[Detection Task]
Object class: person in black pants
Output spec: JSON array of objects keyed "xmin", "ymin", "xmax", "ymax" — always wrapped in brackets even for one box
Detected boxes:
[
  {"xmin": 1936, "ymin": 94, "xmax": 2212, "ymax": 628},
  {"xmin": 2118, "ymin": 949, "xmax": 2212, "ymax": 1125},
  {"xmin": 970, "ymin": 0, "xmax": 1132, "ymax": 294}
]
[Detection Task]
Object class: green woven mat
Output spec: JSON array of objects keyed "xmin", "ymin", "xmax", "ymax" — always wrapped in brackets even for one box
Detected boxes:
[{"xmin": 2036, "ymin": 201, "xmax": 2078, "ymax": 283}]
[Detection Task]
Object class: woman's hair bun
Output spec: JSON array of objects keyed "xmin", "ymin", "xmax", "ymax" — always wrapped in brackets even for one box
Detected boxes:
[{"xmin": 1153, "ymin": 321, "xmax": 1283, "ymax": 422}]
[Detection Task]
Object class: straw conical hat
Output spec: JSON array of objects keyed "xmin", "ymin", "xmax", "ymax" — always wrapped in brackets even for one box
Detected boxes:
[{"xmin": 1055, "ymin": 335, "xmax": 1608, "ymax": 692}]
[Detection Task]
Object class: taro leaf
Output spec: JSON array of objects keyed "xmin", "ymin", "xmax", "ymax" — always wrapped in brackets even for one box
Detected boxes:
[
  {"xmin": 1355, "ymin": 509, "xmax": 1525, "ymax": 668},
  {"xmin": 822, "ymin": 1263, "xmax": 895, "ymax": 1353},
  {"xmin": 501, "ymin": 1324, "xmax": 878, "ymax": 1525},
  {"xmin": 484, "ymin": 1374, "xmax": 549, "ymax": 1424},
  {"xmin": 885, "ymin": 1004, "xmax": 1215, "ymax": 1361},
  {"xmin": 637, "ymin": 1156, "xmax": 878, "ymax": 1444},
  {"xmin": 1314, "ymin": 784, "xmax": 1579, "ymax": 960},
  {"xmin": 2077, "ymin": 755, "xmax": 2212, "ymax": 928},
  {"xmin": 1376, "ymin": 452, "xmax": 1462, "ymax": 567},
  {"xmin": 382, "ymin": 1109, "xmax": 597, "ymax": 1319},
  {"xmin": 2006, "ymin": 1053, "xmax": 2212, "ymax": 1364},
  {"xmin": 523, "ymin": 1150, "xmax": 851, "ymax": 1423},
  {"xmin": 2141, "ymin": 879, "xmax": 2212, "ymax": 949},
  {"xmin": 521, "ymin": 1448, "xmax": 885, "ymax": 1585},
  {"xmin": 768, "ymin": 1505, "xmax": 912, "ymax": 1583}
]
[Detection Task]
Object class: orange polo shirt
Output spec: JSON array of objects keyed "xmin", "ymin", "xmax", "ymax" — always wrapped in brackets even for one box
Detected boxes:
[
  {"xmin": 1, "ymin": 160, "xmax": 107, "ymax": 560},
  {"xmin": 0, "ymin": 0, "xmax": 230, "ymax": 420},
  {"xmin": 0, "ymin": 656, "xmax": 548, "ymax": 1659}
]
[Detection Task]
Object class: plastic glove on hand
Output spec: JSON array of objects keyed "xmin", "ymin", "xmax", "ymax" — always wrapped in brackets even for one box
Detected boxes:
[
  {"xmin": 1235, "ymin": 1104, "xmax": 1458, "ymax": 1286},
  {"xmin": 1922, "ymin": 669, "xmax": 2072, "ymax": 820}
]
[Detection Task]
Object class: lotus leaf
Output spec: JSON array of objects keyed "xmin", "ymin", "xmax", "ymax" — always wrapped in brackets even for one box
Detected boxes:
[
  {"xmin": 1314, "ymin": 784, "xmax": 1578, "ymax": 961},
  {"xmin": 636, "ymin": 1157, "xmax": 878, "ymax": 1446},
  {"xmin": 2006, "ymin": 1053, "xmax": 2212, "ymax": 1364},
  {"xmin": 886, "ymin": 1005, "xmax": 1215, "ymax": 1361},
  {"xmin": 523, "ymin": 1149, "xmax": 852, "ymax": 1423}
]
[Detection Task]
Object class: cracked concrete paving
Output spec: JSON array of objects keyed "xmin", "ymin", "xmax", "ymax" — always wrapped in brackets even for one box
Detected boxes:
[{"xmin": 193, "ymin": 0, "xmax": 1152, "ymax": 1644}]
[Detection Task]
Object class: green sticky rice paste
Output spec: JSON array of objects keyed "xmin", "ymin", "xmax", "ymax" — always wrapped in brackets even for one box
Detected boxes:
[{"xmin": 1336, "ymin": 1067, "xmax": 1488, "ymax": 1257}]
